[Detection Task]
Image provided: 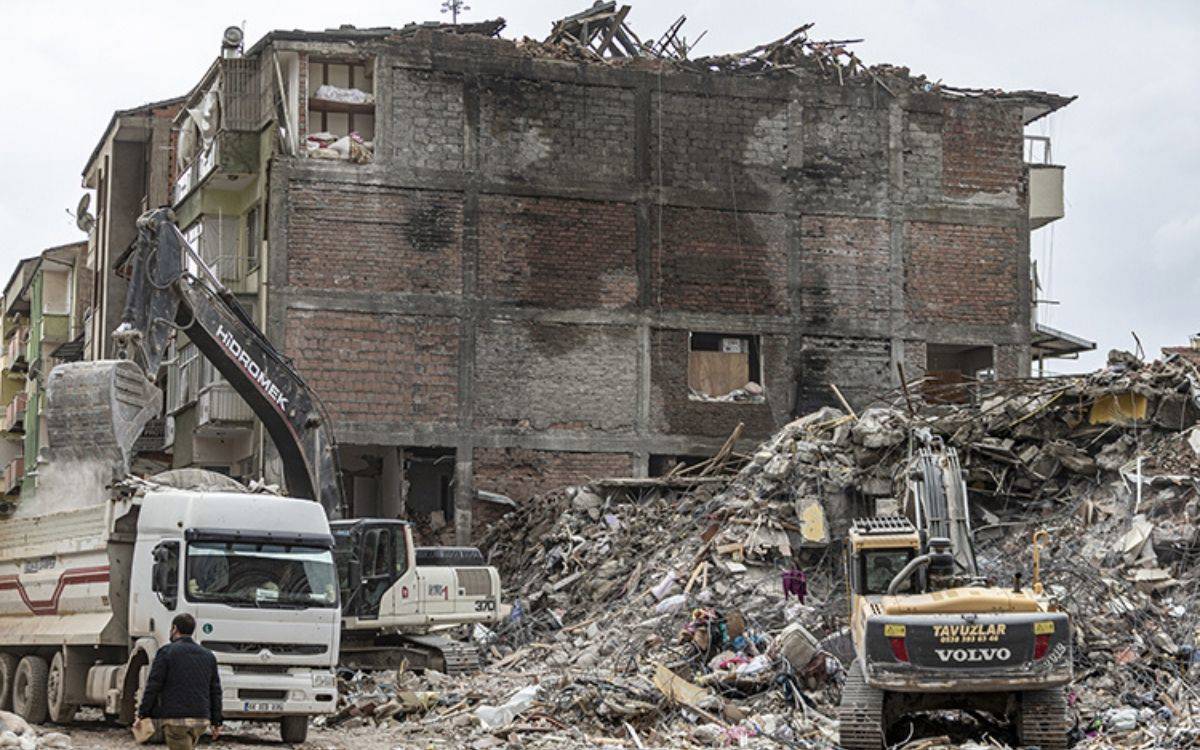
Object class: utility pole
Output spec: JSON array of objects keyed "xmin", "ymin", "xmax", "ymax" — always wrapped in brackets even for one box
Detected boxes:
[{"xmin": 441, "ymin": 0, "xmax": 470, "ymax": 25}]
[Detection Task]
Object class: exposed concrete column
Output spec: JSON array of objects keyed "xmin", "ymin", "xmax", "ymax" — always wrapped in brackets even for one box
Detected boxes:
[
  {"xmin": 380, "ymin": 446, "xmax": 404, "ymax": 519},
  {"xmin": 886, "ymin": 100, "xmax": 908, "ymax": 384},
  {"xmin": 454, "ymin": 73, "xmax": 481, "ymax": 545},
  {"xmin": 454, "ymin": 448, "xmax": 474, "ymax": 545}
]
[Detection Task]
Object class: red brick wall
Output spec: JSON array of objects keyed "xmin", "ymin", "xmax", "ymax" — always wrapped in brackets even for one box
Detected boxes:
[
  {"xmin": 651, "ymin": 207, "xmax": 788, "ymax": 315},
  {"xmin": 285, "ymin": 309, "xmax": 459, "ymax": 425},
  {"xmin": 474, "ymin": 447, "xmax": 633, "ymax": 503},
  {"xmin": 287, "ymin": 184, "xmax": 463, "ymax": 295},
  {"xmin": 800, "ymin": 216, "xmax": 892, "ymax": 326},
  {"xmin": 478, "ymin": 196, "xmax": 637, "ymax": 308},
  {"xmin": 941, "ymin": 100, "xmax": 1024, "ymax": 198},
  {"xmin": 905, "ymin": 222, "xmax": 1020, "ymax": 325}
]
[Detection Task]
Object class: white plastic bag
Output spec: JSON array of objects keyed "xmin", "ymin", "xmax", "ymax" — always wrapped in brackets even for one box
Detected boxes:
[{"xmin": 475, "ymin": 685, "xmax": 540, "ymax": 729}]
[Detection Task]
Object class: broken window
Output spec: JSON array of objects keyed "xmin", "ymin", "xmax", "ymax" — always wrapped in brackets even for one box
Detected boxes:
[
  {"xmin": 924, "ymin": 343, "xmax": 995, "ymax": 403},
  {"xmin": 244, "ymin": 204, "xmax": 260, "ymax": 273},
  {"xmin": 305, "ymin": 58, "xmax": 375, "ymax": 163},
  {"xmin": 688, "ymin": 333, "xmax": 764, "ymax": 402}
]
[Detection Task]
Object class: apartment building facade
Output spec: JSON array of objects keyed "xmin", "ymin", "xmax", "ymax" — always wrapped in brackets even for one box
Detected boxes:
[
  {"xmin": 0, "ymin": 243, "xmax": 91, "ymax": 510},
  {"xmin": 85, "ymin": 19, "xmax": 1084, "ymax": 541}
]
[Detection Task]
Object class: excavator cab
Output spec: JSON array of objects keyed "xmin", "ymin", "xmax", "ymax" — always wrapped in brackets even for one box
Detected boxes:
[{"xmin": 331, "ymin": 519, "xmax": 412, "ymax": 620}]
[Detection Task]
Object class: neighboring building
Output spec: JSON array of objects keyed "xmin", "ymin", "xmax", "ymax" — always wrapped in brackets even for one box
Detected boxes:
[
  {"xmin": 0, "ymin": 243, "xmax": 91, "ymax": 510},
  {"xmin": 1163, "ymin": 334, "xmax": 1200, "ymax": 369},
  {"xmin": 81, "ymin": 97, "xmax": 184, "ymax": 361},
  {"xmin": 89, "ymin": 11, "xmax": 1088, "ymax": 541}
]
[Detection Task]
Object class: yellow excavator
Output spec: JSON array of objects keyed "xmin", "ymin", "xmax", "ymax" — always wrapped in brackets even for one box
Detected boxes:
[{"xmin": 838, "ymin": 442, "xmax": 1072, "ymax": 749}]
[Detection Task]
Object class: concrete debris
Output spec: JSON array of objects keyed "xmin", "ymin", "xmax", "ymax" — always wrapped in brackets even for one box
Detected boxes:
[
  {"xmin": 0, "ymin": 714, "xmax": 68, "ymax": 750},
  {"xmin": 309, "ymin": 351, "xmax": 1199, "ymax": 749}
]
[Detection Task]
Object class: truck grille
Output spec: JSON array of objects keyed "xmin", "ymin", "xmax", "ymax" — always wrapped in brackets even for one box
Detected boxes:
[
  {"xmin": 232, "ymin": 665, "xmax": 289, "ymax": 674},
  {"xmin": 204, "ymin": 641, "xmax": 327, "ymax": 656},
  {"xmin": 456, "ymin": 569, "xmax": 493, "ymax": 597},
  {"xmin": 239, "ymin": 689, "xmax": 287, "ymax": 700}
]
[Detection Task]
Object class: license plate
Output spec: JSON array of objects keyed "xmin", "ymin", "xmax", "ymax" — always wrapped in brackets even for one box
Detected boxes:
[{"xmin": 243, "ymin": 702, "xmax": 284, "ymax": 713}]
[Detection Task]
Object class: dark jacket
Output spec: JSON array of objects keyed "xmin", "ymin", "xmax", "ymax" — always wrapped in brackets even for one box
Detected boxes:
[{"xmin": 137, "ymin": 636, "xmax": 223, "ymax": 725}]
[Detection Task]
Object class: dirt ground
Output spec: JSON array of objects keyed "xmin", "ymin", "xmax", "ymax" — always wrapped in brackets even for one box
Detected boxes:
[{"xmin": 53, "ymin": 722, "xmax": 408, "ymax": 750}]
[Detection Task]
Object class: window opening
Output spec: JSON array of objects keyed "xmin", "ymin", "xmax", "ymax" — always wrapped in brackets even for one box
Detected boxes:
[
  {"xmin": 306, "ymin": 58, "xmax": 375, "ymax": 163},
  {"xmin": 687, "ymin": 332, "xmax": 763, "ymax": 401}
]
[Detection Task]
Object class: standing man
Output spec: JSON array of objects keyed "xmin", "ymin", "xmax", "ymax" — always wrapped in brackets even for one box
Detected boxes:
[{"xmin": 136, "ymin": 613, "xmax": 223, "ymax": 749}]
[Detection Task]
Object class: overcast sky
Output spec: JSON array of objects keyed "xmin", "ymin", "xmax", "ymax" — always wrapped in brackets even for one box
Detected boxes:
[{"xmin": 1, "ymin": 1, "xmax": 1196, "ymax": 372}]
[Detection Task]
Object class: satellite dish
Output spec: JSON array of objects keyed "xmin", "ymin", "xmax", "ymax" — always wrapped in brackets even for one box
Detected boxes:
[
  {"xmin": 222, "ymin": 26, "xmax": 244, "ymax": 48},
  {"xmin": 75, "ymin": 193, "xmax": 96, "ymax": 234}
]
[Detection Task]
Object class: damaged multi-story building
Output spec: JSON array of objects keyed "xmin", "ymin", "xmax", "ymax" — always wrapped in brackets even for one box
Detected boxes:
[{"xmin": 81, "ymin": 6, "xmax": 1092, "ymax": 541}]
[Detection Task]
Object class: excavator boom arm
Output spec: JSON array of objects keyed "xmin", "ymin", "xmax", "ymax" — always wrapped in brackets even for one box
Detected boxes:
[{"xmin": 53, "ymin": 208, "xmax": 345, "ymax": 517}]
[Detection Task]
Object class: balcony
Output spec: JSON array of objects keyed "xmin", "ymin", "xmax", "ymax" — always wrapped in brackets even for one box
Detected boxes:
[
  {"xmin": 3, "ymin": 393, "xmax": 27, "ymax": 435},
  {"xmin": 195, "ymin": 382, "xmax": 254, "ymax": 437},
  {"xmin": 1, "ymin": 456, "xmax": 23, "ymax": 496},
  {"xmin": 1026, "ymin": 135, "xmax": 1065, "ymax": 230},
  {"xmin": 5, "ymin": 330, "xmax": 28, "ymax": 373},
  {"xmin": 172, "ymin": 58, "xmax": 265, "ymax": 208}
]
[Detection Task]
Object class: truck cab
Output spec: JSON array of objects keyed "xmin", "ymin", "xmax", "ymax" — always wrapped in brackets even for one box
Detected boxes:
[
  {"xmin": 133, "ymin": 491, "xmax": 340, "ymax": 732},
  {"xmin": 0, "ymin": 484, "xmax": 339, "ymax": 744}
]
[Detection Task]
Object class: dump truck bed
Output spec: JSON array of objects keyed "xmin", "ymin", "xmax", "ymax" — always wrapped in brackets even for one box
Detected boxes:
[{"xmin": 0, "ymin": 500, "xmax": 125, "ymax": 646}]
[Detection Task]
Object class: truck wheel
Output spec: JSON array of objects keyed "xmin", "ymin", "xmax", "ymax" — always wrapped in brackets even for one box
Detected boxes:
[
  {"xmin": 47, "ymin": 652, "xmax": 78, "ymax": 724},
  {"xmin": 13, "ymin": 655, "xmax": 49, "ymax": 724},
  {"xmin": 0, "ymin": 653, "xmax": 18, "ymax": 710},
  {"xmin": 1016, "ymin": 687, "xmax": 1069, "ymax": 750},
  {"xmin": 838, "ymin": 660, "xmax": 886, "ymax": 749},
  {"xmin": 280, "ymin": 715, "xmax": 309, "ymax": 744}
]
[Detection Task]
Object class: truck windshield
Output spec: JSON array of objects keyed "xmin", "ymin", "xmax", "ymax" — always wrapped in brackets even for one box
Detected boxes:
[{"xmin": 185, "ymin": 541, "xmax": 338, "ymax": 608}]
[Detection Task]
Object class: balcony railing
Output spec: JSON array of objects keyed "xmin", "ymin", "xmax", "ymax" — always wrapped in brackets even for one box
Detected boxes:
[
  {"xmin": 196, "ymin": 382, "xmax": 254, "ymax": 436},
  {"xmin": 1, "ymin": 456, "xmax": 23, "ymax": 496},
  {"xmin": 5, "ymin": 331, "xmax": 28, "ymax": 371}
]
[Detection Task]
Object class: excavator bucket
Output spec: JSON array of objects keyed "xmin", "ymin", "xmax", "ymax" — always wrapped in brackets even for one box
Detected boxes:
[{"xmin": 44, "ymin": 360, "xmax": 161, "ymax": 472}]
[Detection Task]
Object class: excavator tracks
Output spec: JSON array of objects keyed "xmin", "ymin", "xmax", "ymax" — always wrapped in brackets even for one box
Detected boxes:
[
  {"xmin": 405, "ymin": 634, "xmax": 481, "ymax": 675},
  {"xmin": 838, "ymin": 660, "xmax": 886, "ymax": 749},
  {"xmin": 1016, "ymin": 687, "xmax": 1070, "ymax": 750}
]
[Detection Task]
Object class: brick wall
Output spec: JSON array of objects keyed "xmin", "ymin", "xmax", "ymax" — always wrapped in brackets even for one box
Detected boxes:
[
  {"xmin": 474, "ymin": 320, "xmax": 638, "ymax": 432},
  {"xmin": 941, "ymin": 100, "xmax": 1024, "ymax": 199},
  {"xmin": 651, "ymin": 207, "xmax": 788, "ymax": 315},
  {"xmin": 480, "ymin": 78, "xmax": 635, "ymax": 184},
  {"xmin": 285, "ymin": 309, "xmax": 459, "ymax": 425},
  {"xmin": 799, "ymin": 216, "xmax": 892, "ymax": 327},
  {"xmin": 650, "ymin": 91, "xmax": 788, "ymax": 195},
  {"xmin": 798, "ymin": 103, "xmax": 888, "ymax": 210},
  {"xmin": 796, "ymin": 335, "xmax": 892, "ymax": 412},
  {"xmin": 287, "ymin": 183, "xmax": 463, "ymax": 295},
  {"xmin": 903, "ymin": 109, "xmax": 943, "ymax": 205},
  {"xmin": 477, "ymin": 195, "xmax": 637, "ymax": 309},
  {"xmin": 392, "ymin": 69, "xmax": 465, "ymax": 170},
  {"xmin": 474, "ymin": 447, "xmax": 633, "ymax": 504},
  {"xmin": 905, "ymin": 222, "xmax": 1020, "ymax": 325}
]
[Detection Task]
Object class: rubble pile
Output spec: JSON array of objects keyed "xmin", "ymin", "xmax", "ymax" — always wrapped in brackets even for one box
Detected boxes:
[
  {"xmin": 0, "ymin": 712, "xmax": 71, "ymax": 750},
  {"xmin": 334, "ymin": 352, "xmax": 1199, "ymax": 749}
]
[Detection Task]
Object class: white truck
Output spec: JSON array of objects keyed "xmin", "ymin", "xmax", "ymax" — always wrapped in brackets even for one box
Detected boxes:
[{"xmin": 0, "ymin": 471, "xmax": 339, "ymax": 743}]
